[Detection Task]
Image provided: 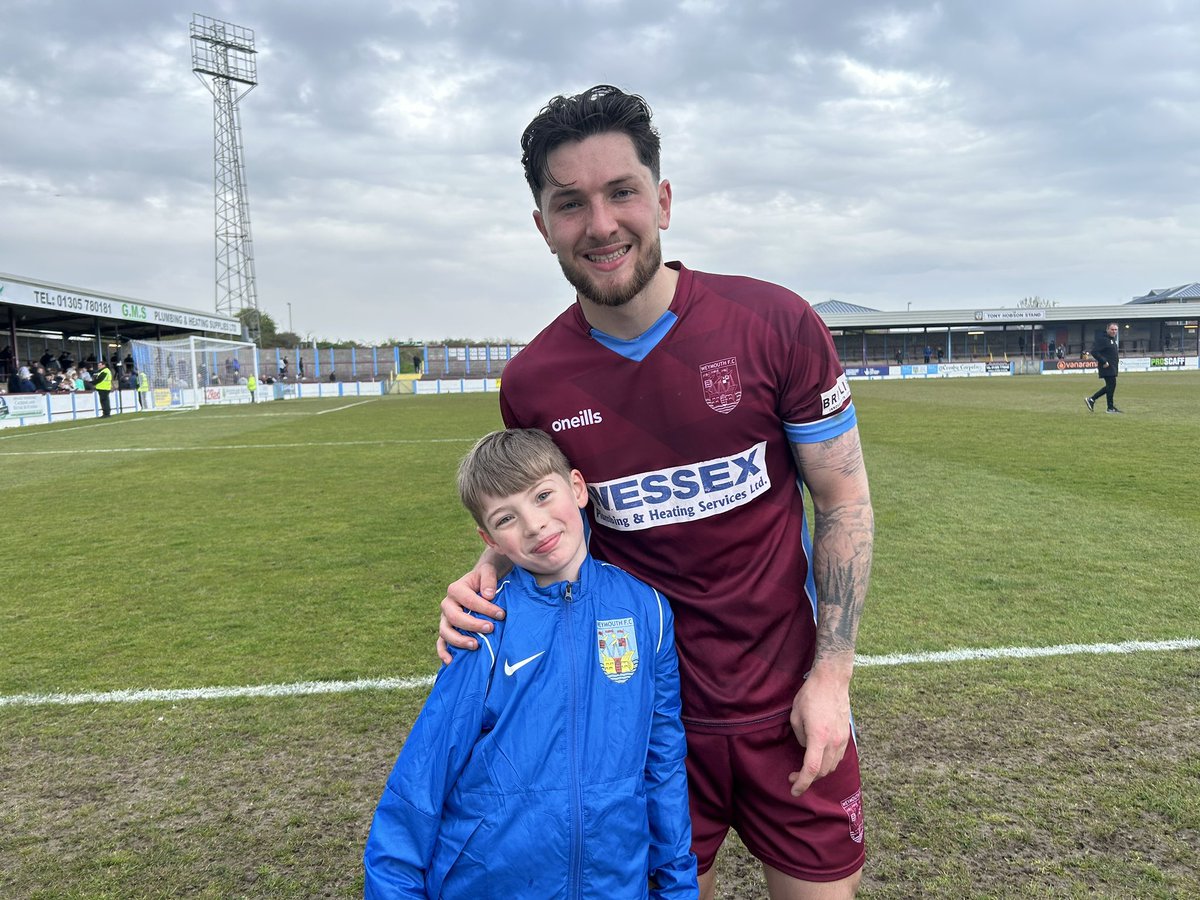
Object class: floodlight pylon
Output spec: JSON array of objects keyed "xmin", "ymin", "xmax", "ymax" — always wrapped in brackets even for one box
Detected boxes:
[{"xmin": 190, "ymin": 13, "xmax": 261, "ymax": 340}]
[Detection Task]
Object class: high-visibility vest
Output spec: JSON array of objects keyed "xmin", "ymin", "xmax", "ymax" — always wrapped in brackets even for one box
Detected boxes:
[
  {"xmin": 94, "ymin": 367, "xmax": 113, "ymax": 391},
  {"xmin": 247, "ymin": 375, "xmax": 257, "ymax": 391},
  {"xmin": 137, "ymin": 371, "xmax": 149, "ymax": 392}
]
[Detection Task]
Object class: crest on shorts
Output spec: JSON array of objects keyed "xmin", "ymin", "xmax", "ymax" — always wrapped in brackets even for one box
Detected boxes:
[
  {"xmin": 840, "ymin": 790, "xmax": 865, "ymax": 844},
  {"xmin": 596, "ymin": 617, "xmax": 639, "ymax": 683},
  {"xmin": 700, "ymin": 357, "xmax": 741, "ymax": 414}
]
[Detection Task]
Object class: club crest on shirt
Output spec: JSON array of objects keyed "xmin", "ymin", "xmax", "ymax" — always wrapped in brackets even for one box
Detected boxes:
[
  {"xmin": 840, "ymin": 789, "xmax": 865, "ymax": 844},
  {"xmin": 596, "ymin": 617, "xmax": 639, "ymax": 683},
  {"xmin": 700, "ymin": 357, "xmax": 741, "ymax": 414}
]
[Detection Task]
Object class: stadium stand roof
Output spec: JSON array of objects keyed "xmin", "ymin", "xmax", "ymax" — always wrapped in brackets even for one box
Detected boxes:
[
  {"xmin": 811, "ymin": 299, "xmax": 881, "ymax": 315},
  {"xmin": 2, "ymin": 272, "xmax": 240, "ymax": 341},
  {"xmin": 1127, "ymin": 283, "xmax": 1200, "ymax": 304}
]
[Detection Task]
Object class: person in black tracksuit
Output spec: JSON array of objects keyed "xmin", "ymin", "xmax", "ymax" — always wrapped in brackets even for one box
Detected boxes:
[{"xmin": 1086, "ymin": 322, "xmax": 1121, "ymax": 413}]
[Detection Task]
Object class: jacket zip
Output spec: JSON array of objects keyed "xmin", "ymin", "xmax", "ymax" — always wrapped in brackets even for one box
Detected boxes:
[{"xmin": 565, "ymin": 581, "xmax": 584, "ymax": 900}]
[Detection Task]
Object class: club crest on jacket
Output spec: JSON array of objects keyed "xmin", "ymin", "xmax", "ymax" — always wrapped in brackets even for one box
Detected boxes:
[{"xmin": 597, "ymin": 617, "xmax": 639, "ymax": 683}]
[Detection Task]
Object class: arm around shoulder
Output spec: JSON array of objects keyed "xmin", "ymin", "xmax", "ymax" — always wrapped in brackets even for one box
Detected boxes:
[{"xmin": 437, "ymin": 545, "xmax": 512, "ymax": 663}]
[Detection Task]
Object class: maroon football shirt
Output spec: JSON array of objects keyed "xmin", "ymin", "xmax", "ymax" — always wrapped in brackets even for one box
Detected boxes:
[{"xmin": 501, "ymin": 262, "xmax": 856, "ymax": 732}]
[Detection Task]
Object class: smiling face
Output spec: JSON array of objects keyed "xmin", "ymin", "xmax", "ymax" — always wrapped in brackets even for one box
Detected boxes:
[
  {"xmin": 532, "ymin": 131, "xmax": 672, "ymax": 310},
  {"xmin": 477, "ymin": 470, "xmax": 589, "ymax": 587}
]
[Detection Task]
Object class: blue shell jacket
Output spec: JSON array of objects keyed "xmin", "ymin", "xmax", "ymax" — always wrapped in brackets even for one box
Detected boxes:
[{"xmin": 363, "ymin": 554, "xmax": 697, "ymax": 898}]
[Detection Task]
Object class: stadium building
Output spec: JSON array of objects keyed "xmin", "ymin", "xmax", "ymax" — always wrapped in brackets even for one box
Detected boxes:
[
  {"xmin": 812, "ymin": 285, "xmax": 1200, "ymax": 367},
  {"xmin": 1, "ymin": 272, "xmax": 241, "ymax": 367}
]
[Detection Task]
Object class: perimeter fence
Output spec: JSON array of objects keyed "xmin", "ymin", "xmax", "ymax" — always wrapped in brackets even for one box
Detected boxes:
[{"xmin": 260, "ymin": 343, "xmax": 525, "ymax": 383}]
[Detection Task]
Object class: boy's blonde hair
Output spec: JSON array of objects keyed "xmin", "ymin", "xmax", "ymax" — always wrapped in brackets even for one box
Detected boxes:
[{"xmin": 458, "ymin": 429, "xmax": 573, "ymax": 528}]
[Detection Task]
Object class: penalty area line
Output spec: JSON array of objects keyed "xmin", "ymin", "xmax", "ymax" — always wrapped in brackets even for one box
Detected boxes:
[{"xmin": 2, "ymin": 638, "xmax": 1197, "ymax": 709}]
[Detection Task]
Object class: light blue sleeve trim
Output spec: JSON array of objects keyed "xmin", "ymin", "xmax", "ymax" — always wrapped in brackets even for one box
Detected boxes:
[{"xmin": 783, "ymin": 402, "xmax": 857, "ymax": 444}]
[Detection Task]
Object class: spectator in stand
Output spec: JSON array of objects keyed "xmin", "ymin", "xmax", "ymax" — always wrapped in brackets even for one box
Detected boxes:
[
  {"xmin": 40, "ymin": 348, "xmax": 55, "ymax": 369},
  {"xmin": 923, "ymin": 345, "xmax": 932, "ymax": 364},
  {"xmin": 31, "ymin": 366, "xmax": 54, "ymax": 392},
  {"xmin": 16, "ymin": 366, "xmax": 36, "ymax": 392},
  {"xmin": 80, "ymin": 365, "xmax": 93, "ymax": 389},
  {"xmin": 58, "ymin": 350, "xmax": 73, "ymax": 372},
  {"xmin": 413, "ymin": 353, "xmax": 422, "ymax": 375}
]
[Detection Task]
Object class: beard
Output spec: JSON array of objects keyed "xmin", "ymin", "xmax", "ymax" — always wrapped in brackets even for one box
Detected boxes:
[{"xmin": 557, "ymin": 237, "xmax": 663, "ymax": 309}]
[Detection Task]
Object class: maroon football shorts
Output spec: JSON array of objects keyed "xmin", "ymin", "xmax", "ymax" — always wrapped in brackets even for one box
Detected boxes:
[{"xmin": 685, "ymin": 718, "xmax": 865, "ymax": 882}]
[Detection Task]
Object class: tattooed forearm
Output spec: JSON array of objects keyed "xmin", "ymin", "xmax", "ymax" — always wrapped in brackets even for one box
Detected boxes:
[
  {"xmin": 792, "ymin": 426, "xmax": 875, "ymax": 671},
  {"xmin": 811, "ymin": 500, "xmax": 874, "ymax": 664}
]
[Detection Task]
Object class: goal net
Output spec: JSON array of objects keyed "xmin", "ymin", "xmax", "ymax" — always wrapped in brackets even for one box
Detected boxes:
[{"xmin": 128, "ymin": 336, "xmax": 260, "ymax": 410}]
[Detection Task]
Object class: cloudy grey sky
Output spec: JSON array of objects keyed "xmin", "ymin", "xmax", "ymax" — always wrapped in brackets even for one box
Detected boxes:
[{"xmin": 3, "ymin": 1, "xmax": 1198, "ymax": 343}]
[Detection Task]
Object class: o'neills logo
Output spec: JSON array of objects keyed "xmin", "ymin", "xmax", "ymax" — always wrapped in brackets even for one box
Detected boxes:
[{"xmin": 551, "ymin": 408, "xmax": 603, "ymax": 432}]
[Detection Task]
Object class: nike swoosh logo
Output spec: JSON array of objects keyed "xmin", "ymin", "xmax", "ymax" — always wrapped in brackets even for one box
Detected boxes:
[{"xmin": 504, "ymin": 651, "xmax": 546, "ymax": 676}]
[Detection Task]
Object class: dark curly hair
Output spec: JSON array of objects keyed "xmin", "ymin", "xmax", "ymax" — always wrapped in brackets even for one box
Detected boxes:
[{"xmin": 520, "ymin": 84, "xmax": 661, "ymax": 207}]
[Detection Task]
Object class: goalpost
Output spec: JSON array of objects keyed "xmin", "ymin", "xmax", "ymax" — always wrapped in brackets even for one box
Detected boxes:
[{"xmin": 128, "ymin": 336, "xmax": 260, "ymax": 410}]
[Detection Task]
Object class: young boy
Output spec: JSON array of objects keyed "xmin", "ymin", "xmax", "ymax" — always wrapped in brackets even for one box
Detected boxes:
[{"xmin": 363, "ymin": 429, "xmax": 697, "ymax": 898}]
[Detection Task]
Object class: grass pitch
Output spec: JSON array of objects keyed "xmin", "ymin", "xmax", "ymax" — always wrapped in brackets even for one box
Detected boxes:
[{"xmin": 1, "ymin": 374, "xmax": 1198, "ymax": 898}]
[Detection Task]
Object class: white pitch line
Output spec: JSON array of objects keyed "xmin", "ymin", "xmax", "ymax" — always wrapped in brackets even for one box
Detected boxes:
[
  {"xmin": 1, "ymin": 638, "xmax": 1195, "ymax": 709},
  {"xmin": 315, "ymin": 399, "xmax": 376, "ymax": 415},
  {"xmin": 0, "ymin": 437, "xmax": 474, "ymax": 458},
  {"xmin": 0, "ymin": 412, "xmax": 171, "ymax": 440},
  {"xmin": 0, "ymin": 675, "xmax": 437, "ymax": 708},
  {"xmin": 166, "ymin": 412, "xmax": 314, "ymax": 419},
  {"xmin": 855, "ymin": 637, "xmax": 1200, "ymax": 667}
]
